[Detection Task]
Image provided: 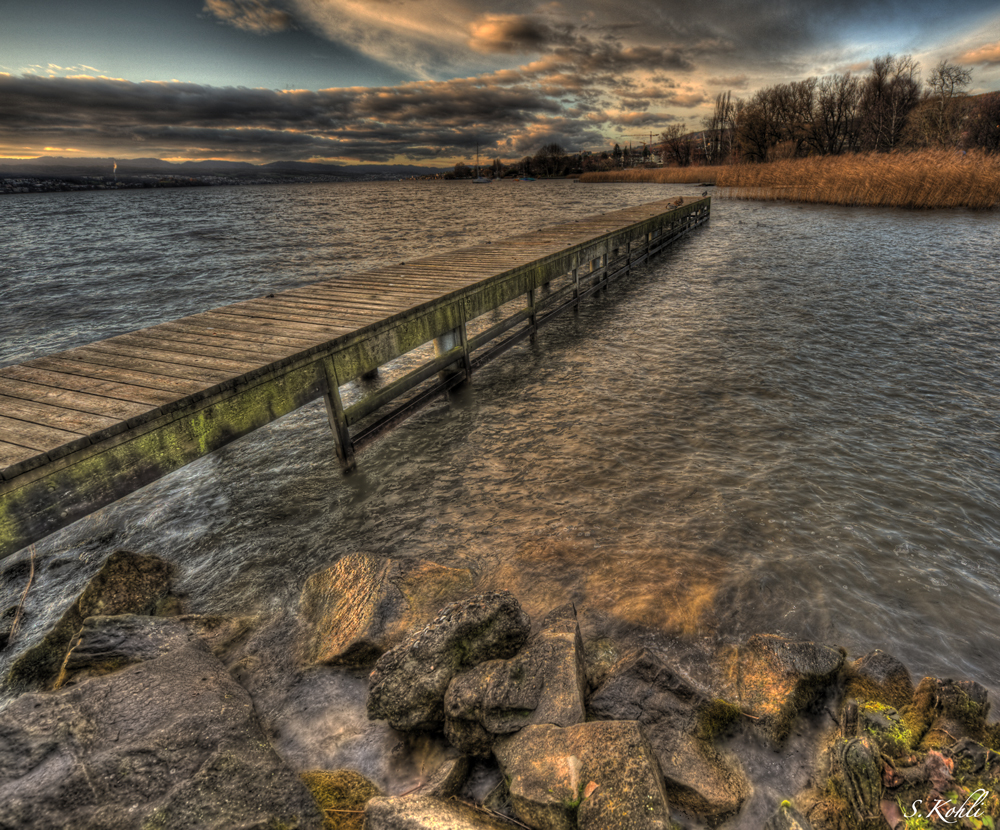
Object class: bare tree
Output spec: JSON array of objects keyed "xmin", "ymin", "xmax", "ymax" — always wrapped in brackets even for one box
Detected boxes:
[
  {"xmin": 702, "ymin": 91, "xmax": 736, "ymax": 164},
  {"xmin": 736, "ymin": 87, "xmax": 784, "ymax": 162},
  {"xmin": 660, "ymin": 124, "xmax": 693, "ymax": 166},
  {"xmin": 813, "ymin": 73, "xmax": 861, "ymax": 155},
  {"xmin": 926, "ymin": 60, "xmax": 973, "ymax": 146},
  {"xmin": 859, "ymin": 54, "xmax": 921, "ymax": 151}
]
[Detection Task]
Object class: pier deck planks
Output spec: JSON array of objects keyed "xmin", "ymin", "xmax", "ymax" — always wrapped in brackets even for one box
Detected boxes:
[{"xmin": 0, "ymin": 196, "xmax": 709, "ymax": 558}]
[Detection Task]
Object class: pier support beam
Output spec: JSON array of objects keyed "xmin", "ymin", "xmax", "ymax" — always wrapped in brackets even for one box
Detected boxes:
[
  {"xmin": 321, "ymin": 362, "xmax": 355, "ymax": 472},
  {"xmin": 434, "ymin": 327, "xmax": 468, "ymax": 385}
]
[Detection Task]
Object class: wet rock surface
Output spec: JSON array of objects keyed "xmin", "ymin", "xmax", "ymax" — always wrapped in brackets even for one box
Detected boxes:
[
  {"xmin": 734, "ymin": 634, "xmax": 844, "ymax": 747},
  {"xmin": 444, "ymin": 603, "xmax": 586, "ymax": 755},
  {"xmin": 493, "ymin": 720, "xmax": 671, "ymax": 830},
  {"xmin": 5, "ymin": 550, "xmax": 177, "ymax": 691},
  {"xmin": 589, "ymin": 648, "xmax": 750, "ymax": 821},
  {"xmin": 367, "ymin": 591, "xmax": 531, "ymax": 732},
  {"xmin": 365, "ymin": 794, "xmax": 512, "ymax": 829},
  {"xmin": 844, "ymin": 650, "xmax": 914, "ymax": 710},
  {"xmin": 299, "ymin": 553, "xmax": 475, "ymax": 667},
  {"xmin": 0, "ymin": 615, "xmax": 324, "ymax": 830}
]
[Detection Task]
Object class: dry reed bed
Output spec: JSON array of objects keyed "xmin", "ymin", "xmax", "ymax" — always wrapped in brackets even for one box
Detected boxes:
[
  {"xmin": 579, "ymin": 167, "xmax": 725, "ymax": 184},
  {"xmin": 579, "ymin": 151, "xmax": 1000, "ymax": 209}
]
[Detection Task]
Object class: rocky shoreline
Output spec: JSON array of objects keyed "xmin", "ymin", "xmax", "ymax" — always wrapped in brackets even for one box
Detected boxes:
[{"xmin": 1, "ymin": 549, "xmax": 997, "ymax": 829}]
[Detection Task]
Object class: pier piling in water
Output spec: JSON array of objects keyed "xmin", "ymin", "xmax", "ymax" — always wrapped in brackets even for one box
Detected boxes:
[{"xmin": 0, "ymin": 197, "xmax": 709, "ymax": 559}]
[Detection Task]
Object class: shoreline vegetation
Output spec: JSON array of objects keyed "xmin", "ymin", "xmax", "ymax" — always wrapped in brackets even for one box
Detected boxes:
[{"xmin": 578, "ymin": 149, "xmax": 1000, "ymax": 210}]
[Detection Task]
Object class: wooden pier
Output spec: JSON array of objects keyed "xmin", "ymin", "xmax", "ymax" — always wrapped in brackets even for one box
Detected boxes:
[{"xmin": 0, "ymin": 196, "xmax": 710, "ymax": 559}]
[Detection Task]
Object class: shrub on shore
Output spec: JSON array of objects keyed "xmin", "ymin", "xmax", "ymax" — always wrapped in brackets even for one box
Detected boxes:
[{"xmin": 579, "ymin": 150, "xmax": 1000, "ymax": 209}]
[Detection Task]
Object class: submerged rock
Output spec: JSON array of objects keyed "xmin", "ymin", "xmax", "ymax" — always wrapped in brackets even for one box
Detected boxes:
[
  {"xmin": 763, "ymin": 801, "xmax": 813, "ymax": 830},
  {"xmin": 444, "ymin": 603, "xmax": 587, "ymax": 755},
  {"xmin": 367, "ymin": 591, "xmax": 530, "ymax": 732},
  {"xmin": 5, "ymin": 549, "xmax": 177, "ymax": 691},
  {"xmin": 365, "ymin": 795, "xmax": 511, "ymax": 829},
  {"xmin": 493, "ymin": 720, "xmax": 671, "ymax": 830},
  {"xmin": 0, "ymin": 615, "xmax": 323, "ymax": 830},
  {"xmin": 299, "ymin": 553, "xmax": 474, "ymax": 667},
  {"xmin": 589, "ymin": 648, "xmax": 750, "ymax": 822},
  {"xmin": 734, "ymin": 634, "xmax": 844, "ymax": 747}
]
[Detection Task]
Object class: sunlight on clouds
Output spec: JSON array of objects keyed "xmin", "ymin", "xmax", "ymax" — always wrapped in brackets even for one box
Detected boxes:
[
  {"xmin": 958, "ymin": 41, "xmax": 1000, "ymax": 66},
  {"xmin": 203, "ymin": 0, "xmax": 293, "ymax": 34}
]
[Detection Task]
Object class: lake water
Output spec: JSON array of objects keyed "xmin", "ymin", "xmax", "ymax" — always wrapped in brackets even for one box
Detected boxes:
[{"xmin": 1, "ymin": 180, "xmax": 999, "ymax": 825}]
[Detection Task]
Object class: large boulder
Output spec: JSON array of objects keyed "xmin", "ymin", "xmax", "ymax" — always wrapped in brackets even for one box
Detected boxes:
[
  {"xmin": 444, "ymin": 603, "xmax": 587, "ymax": 755},
  {"xmin": 299, "ymin": 554, "xmax": 474, "ymax": 666},
  {"xmin": 0, "ymin": 614, "xmax": 324, "ymax": 830},
  {"xmin": 493, "ymin": 721, "xmax": 671, "ymax": 830},
  {"xmin": 589, "ymin": 649, "xmax": 749, "ymax": 822},
  {"xmin": 367, "ymin": 591, "xmax": 530, "ymax": 732},
  {"xmin": 733, "ymin": 634, "xmax": 844, "ymax": 747},
  {"xmin": 365, "ymin": 795, "xmax": 512, "ymax": 829},
  {"xmin": 6, "ymin": 550, "xmax": 177, "ymax": 691}
]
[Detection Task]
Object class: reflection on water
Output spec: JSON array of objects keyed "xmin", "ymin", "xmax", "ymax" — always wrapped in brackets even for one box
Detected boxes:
[{"xmin": 2, "ymin": 182, "xmax": 999, "ymax": 825}]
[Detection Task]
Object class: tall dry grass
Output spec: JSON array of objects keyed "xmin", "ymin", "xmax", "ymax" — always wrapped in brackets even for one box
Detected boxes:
[
  {"xmin": 579, "ymin": 150, "xmax": 1000, "ymax": 209},
  {"xmin": 579, "ymin": 166, "xmax": 726, "ymax": 184},
  {"xmin": 719, "ymin": 150, "xmax": 1000, "ymax": 209}
]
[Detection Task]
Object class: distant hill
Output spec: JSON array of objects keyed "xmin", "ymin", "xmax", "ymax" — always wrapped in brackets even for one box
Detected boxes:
[{"xmin": 0, "ymin": 156, "xmax": 448, "ymax": 179}]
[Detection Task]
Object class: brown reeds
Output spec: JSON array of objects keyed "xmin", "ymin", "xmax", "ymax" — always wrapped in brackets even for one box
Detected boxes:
[
  {"xmin": 579, "ymin": 150, "xmax": 1000, "ymax": 209},
  {"xmin": 579, "ymin": 166, "xmax": 725, "ymax": 184}
]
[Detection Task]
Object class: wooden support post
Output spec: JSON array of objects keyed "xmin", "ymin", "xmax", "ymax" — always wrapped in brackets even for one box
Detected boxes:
[
  {"xmin": 527, "ymin": 288, "xmax": 537, "ymax": 342},
  {"xmin": 457, "ymin": 319, "xmax": 473, "ymax": 379},
  {"xmin": 572, "ymin": 267, "xmax": 580, "ymax": 314},
  {"xmin": 626, "ymin": 240, "xmax": 632, "ymax": 275},
  {"xmin": 434, "ymin": 327, "xmax": 467, "ymax": 386},
  {"xmin": 321, "ymin": 361, "xmax": 355, "ymax": 472}
]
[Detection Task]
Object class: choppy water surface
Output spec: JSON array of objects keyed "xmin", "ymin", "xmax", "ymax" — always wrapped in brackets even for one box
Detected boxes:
[{"xmin": 2, "ymin": 181, "xmax": 999, "ymax": 824}]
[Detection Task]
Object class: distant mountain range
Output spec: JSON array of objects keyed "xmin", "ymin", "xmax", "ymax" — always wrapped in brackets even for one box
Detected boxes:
[{"xmin": 0, "ymin": 156, "xmax": 449, "ymax": 179}]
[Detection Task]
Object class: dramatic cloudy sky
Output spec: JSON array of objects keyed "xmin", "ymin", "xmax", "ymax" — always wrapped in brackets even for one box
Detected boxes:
[{"xmin": 1, "ymin": 0, "xmax": 998, "ymax": 165}]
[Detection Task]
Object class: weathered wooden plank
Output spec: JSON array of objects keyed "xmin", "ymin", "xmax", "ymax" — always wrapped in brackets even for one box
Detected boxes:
[
  {"xmin": 108, "ymin": 331, "xmax": 293, "ymax": 366},
  {"xmin": 85, "ymin": 339, "xmax": 259, "ymax": 376},
  {"xmin": 0, "ymin": 378, "xmax": 153, "ymax": 421},
  {"xmin": 0, "ymin": 414, "xmax": 88, "ymax": 460},
  {"xmin": 156, "ymin": 319, "xmax": 318, "ymax": 352},
  {"xmin": 218, "ymin": 301, "xmax": 384, "ymax": 330},
  {"xmin": 0, "ymin": 394, "xmax": 122, "ymax": 438},
  {"xmin": 0, "ymin": 365, "xmax": 179, "ymax": 406},
  {"xmin": 57, "ymin": 346, "xmax": 235, "ymax": 385},
  {"xmin": 26, "ymin": 356, "xmax": 210, "ymax": 396},
  {"xmin": 140, "ymin": 324, "xmax": 302, "ymax": 361},
  {"xmin": 187, "ymin": 310, "xmax": 353, "ymax": 343},
  {"xmin": 245, "ymin": 296, "xmax": 401, "ymax": 323},
  {"xmin": 0, "ymin": 440, "xmax": 43, "ymax": 472}
]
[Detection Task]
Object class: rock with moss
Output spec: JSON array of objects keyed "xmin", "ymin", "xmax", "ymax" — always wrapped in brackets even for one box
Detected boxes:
[
  {"xmin": 493, "ymin": 721, "xmax": 671, "ymax": 830},
  {"xmin": 589, "ymin": 648, "xmax": 749, "ymax": 822},
  {"xmin": 734, "ymin": 634, "xmax": 844, "ymax": 747},
  {"xmin": 844, "ymin": 650, "xmax": 914, "ymax": 710},
  {"xmin": 842, "ymin": 700, "xmax": 912, "ymax": 759},
  {"xmin": 365, "ymin": 795, "xmax": 512, "ymax": 829},
  {"xmin": 0, "ymin": 615, "xmax": 323, "ymax": 830},
  {"xmin": 300, "ymin": 769, "xmax": 382, "ymax": 830},
  {"xmin": 367, "ymin": 591, "xmax": 530, "ymax": 733},
  {"xmin": 900, "ymin": 676, "xmax": 992, "ymax": 751},
  {"xmin": 832, "ymin": 736, "xmax": 882, "ymax": 825},
  {"xmin": 444, "ymin": 603, "xmax": 587, "ymax": 755},
  {"xmin": 6, "ymin": 550, "xmax": 177, "ymax": 691},
  {"xmin": 764, "ymin": 801, "xmax": 813, "ymax": 830},
  {"xmin": 298, "ymin": 554, "xmax": 475, "ymax": 667},
  {"xmin": 583, "ymin": 636, "xmax": 623, "ymax": 692}
]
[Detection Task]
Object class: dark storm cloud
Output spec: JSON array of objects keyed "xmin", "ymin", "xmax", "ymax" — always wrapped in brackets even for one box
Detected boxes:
[{"xmin": 0, "ymin": 73, "xmax": 607, "ymax": 162}]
